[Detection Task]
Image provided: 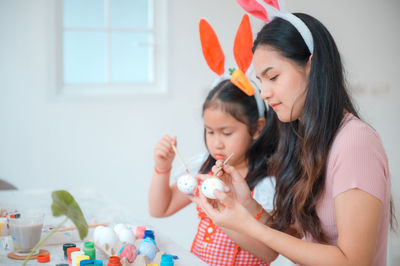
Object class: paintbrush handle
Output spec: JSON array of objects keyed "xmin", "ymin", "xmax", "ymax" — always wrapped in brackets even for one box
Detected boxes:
[
  {"xmin": 171, "ymin": 144, "xmax": 189, "ymax": 173},
  {"xmin": 54, "ymin": 222, "xmax": 110, "ymax": 232},
  {"xmin": 213, "ymin": 153, "xmax": 234, "ymax": 176}
]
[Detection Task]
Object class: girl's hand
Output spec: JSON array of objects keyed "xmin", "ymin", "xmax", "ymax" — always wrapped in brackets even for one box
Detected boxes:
[{"xmin": 154, "ymin": 135, "xmax": 176, "ymax": 172}]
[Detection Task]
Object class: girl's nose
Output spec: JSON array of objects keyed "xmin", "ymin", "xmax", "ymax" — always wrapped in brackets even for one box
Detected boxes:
[{"xmin": 213, "ymin": 136, "xmax": 224, "ymax": 149}]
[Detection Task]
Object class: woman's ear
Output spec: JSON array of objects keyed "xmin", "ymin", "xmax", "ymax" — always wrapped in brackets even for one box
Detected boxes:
[
  {"xmin": 306, "ymin": 54, "xmax": 313, "ymax": 76},
  {"xmin": 252, "ymin": 118, "xmax": 266, "ymax": 140}
]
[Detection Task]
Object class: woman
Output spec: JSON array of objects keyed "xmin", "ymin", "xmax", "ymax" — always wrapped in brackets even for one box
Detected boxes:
[{"xmin": 194, "ymin": 12, "xmax": 394, "ymax": 266}]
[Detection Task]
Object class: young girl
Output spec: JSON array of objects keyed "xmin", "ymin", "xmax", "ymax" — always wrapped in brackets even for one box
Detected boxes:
[
  {"xmin": 194, "ymin": 2, "xmax": 395, "ymax": 266},
  {"xmin": 149, "ymin": 78, "xmax": 279, "ymax": 265},
  {"xmin": 149, "ymin": 14, "xmax": 280, "ymax": 265}
]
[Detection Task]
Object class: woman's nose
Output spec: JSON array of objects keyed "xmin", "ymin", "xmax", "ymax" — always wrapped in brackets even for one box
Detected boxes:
[{"xmin": 260, "ymin": 84, "xmax": 272, "ymax": 100}]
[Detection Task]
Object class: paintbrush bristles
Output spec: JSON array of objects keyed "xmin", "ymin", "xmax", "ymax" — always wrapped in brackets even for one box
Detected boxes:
[
  {"xmin": 213, "ymin": 153, "xmax": 234, "ymax": 176},
  {"xmin": 171, "ymin": 144, "xmax": 190, "ymax": 173}
]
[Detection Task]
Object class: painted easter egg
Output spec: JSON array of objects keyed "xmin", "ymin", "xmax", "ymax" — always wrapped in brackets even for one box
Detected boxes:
[
  {"xmin": 201, "ymin": 177, "xmax": 224, "ymax": 199},
  {"xmin": 177, "ymin": 174, "xmax": 197, "ymax": 194},
  {"xmin": 138, "ymin": 238, "xmax": 157, "ymax": 261},
  {"xmin": 119, "ymin": 243, "xmax": 137, "ymax": 263}
]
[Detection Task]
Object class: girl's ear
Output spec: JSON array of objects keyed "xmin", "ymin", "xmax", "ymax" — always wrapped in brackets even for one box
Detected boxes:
[{"xmin": 252, "ymin": 118, "xmax": 266, "ymax": 140}]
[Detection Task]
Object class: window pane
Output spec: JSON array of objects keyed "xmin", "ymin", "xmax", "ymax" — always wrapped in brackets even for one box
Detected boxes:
[
  {"xmin": 111, "ymin": 32, "xmax": 152, "ymax": 83},
  {"xmin": 63, "ymin": 0, "xmax": 105, "ymax": 28},
  {"xmin": 110, "ymin": 0, "xmax": 149, "ymax": 28},
  {"xmin": 63, "ymin": 31, "xmax": 107, "ymax": 84}
]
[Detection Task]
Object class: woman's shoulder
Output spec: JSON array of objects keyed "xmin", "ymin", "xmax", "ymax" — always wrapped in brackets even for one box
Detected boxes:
[
  {"xmin": 327, "ymin": 114, "xmax": 390, "ymax": 200},
  {"xmin": 332, "ymin": 113, "xmax": 383, "ymax": 152}
]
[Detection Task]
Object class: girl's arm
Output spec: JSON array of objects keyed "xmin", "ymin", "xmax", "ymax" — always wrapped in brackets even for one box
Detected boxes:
[
  {"xmin": 149, "ymin": 171, "xmax": 192, "ymax": 217},
  {"xmin": 148, "ymin": 135, "xmax": 192, "ymax": 217},
  {"xmin": 199, "ymin": 187, "xmax": 382, "ymax": 266}
]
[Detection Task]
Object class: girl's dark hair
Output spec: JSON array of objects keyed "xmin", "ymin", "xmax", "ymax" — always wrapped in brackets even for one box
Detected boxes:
[
  {"xmin": 199, "ymin": 79, "xmax": 279, "ymax": 190},
  {"xmin": 253, "ymin": 13, "xmax": 396, "ymax": 242}
]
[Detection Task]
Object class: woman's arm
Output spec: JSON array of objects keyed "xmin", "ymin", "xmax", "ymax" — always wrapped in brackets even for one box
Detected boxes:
[
  {"xmin": 194, "ymin": 165, "xmax": 281, "ymax": 263},
  {"xmin": 199, "ymin": 187, "xmax": 382, "ymax": 266},
  {"xmin": 220, "ymin": 201, "xmax": 279, "ymax": 263}
]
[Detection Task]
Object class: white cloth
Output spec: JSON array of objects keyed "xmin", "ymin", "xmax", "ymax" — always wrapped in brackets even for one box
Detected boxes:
[{"xmin": 253, "ymin": 176, "xmax": 276, "ymax": 211}]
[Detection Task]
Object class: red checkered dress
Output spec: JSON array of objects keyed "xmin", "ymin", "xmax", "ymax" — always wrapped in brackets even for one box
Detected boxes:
[{"xmin": 190, "ymin": 189, "xmax": 270, "ymax": 265}]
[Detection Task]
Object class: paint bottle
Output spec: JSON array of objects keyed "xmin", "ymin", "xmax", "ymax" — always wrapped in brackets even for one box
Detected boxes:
[
  {"xmin": 83, "ymin": 241, "xmax": 96, "ymax": 260},
  {"xmin": 108, "ymin": 255, "xmax": 122, "ymax": 266}
]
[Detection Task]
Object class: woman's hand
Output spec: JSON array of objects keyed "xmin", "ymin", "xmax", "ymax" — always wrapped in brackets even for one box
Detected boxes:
[
  {"xmin": 153, "ymin": 135, "xmax": 176, "ymax": 172},
  {"xmin": 194, "ymin": 164, "xmax": 258, "ymax": 231},
  {"xmin": 203, "ymin": 163, "xmax": 255, "ymax": 210},
  {"xmin": 192, "ymin": 185, "xmax": 253, "ymax": 233},
  {"xmin": 218, "ymin": 164, "xmax": 254, "ymax": 208}
]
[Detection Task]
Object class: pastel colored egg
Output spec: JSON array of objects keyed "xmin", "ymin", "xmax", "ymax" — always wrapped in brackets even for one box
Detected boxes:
[
  {"xmin": 177, "ymin": 174, "xmax": 197, "ymax": 194},
  {"xmin": 201, "ymin": 177, "xmax": 224, "ymax": 199}
]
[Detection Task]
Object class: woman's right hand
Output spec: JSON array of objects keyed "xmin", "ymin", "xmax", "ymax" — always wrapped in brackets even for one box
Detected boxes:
[
  {"xmin": 192, "ymin": 185, "xmax": 254, "ymax": 233},
  {"xmin": 211, "ymin": 163, "xmax": 254, "ymax": 209},
  {"xmin": 154, "ymin": 135, "xmax": 176, "ymax": 172}
]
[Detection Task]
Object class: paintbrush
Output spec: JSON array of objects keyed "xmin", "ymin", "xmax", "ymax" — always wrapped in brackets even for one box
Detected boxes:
[
  {"xmin": 46, "ymin": 222, "xmax": 111, "ymax": 232},
  {"xmin": 171, "ymin": 144, "xmax": 190, "ymax": 174},
  {"xmin": 213, "ymin": 153, "xmax": 234, "ymax": 176}
]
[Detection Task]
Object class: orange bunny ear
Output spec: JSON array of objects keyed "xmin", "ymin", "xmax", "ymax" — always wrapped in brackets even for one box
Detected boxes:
[
  {"xmin": 233, "ymin": 14, "xmax": 253, "ymax": 74},
  {"xmin": 199, "ymin": 19, "xmax": 225, "ymax": 76}
]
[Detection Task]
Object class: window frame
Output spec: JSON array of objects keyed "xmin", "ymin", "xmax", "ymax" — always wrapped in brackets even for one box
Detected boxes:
[{"xmin": 50, "ymin": 0, "xmax": 168, "ymax": 97}]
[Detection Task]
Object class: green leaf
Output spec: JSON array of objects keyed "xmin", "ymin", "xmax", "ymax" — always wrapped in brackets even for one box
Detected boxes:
[{"xmin": 51, "ymin": 190, "xmax": 88, "ymax": 239}]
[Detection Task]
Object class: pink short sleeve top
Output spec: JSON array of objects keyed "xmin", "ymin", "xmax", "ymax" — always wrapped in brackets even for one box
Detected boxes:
[{"xmin": 303, "ymin": 113, "xmax": 390, "ymax": 265}]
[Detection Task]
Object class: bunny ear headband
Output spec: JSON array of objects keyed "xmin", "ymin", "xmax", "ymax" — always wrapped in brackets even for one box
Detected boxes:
[
  {"xmin": 199, "ymin": 14, "xmax": 265, "ymax": 118},
  {"xmin": 236, "ymin": 0, "xmax": 314, "ymax": 54}
]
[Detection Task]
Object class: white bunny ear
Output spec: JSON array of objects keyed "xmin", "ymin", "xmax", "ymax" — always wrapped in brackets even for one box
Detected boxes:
[
  {"xmin": 199, "ymin": 19, "xmax": 225, "ymax": 76},
  {"xmin": 236, "ymin": 0, "xmax": 270, "ymax": 21},
  {"xmin": 276, "ymin": 0, "xmax": 288, "ymax": 12},
  {"xmin": 237, "ymin": 0, "xmax": 314, "ymax": 54},
  {"xmin": 254, "ymin": 0, "xmax": 281, "ymax": 19}
]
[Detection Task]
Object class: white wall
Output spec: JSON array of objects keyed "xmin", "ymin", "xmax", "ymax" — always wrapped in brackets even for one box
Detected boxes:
[{"xmin": 0, "ymin": 0, "xmax": 399, "ymax": 265}]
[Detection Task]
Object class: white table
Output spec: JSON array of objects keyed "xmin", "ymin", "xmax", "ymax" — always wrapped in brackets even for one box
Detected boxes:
[{"xmin": 0, "ymin": 188, "xmax": 207, "ymax": 265}]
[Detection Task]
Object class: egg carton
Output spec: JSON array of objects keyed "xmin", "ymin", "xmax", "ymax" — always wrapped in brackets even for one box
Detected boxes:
[{"xmin": 95, "ymin": 238, "xmax": 164, "ymax": 266}]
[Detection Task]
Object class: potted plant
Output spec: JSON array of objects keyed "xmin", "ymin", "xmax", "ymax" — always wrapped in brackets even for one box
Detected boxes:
[{"xmin": 22, "ymin": 190, "xmax": 88, "ymax": 265}]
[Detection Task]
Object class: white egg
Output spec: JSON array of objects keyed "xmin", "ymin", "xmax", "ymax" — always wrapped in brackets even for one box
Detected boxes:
[
  {"xmin": 118, "ymin": 228, "xmax": 135, "ymax": 244},
  {"xmin": 93, "ymin": 225, "xmax": 106, "ymax": 242},
  {"xmin": 113, "ymin": 223, "xmax": 128, "ymax": 235},
  {"xmin": 201, "ymin": 177, "xmax": 224, "ymax": 199},
  {"xmin": 98, "ymin": 226, "xmax": 117, "ymax": 247},
  {"xmin": 177, "ymin": 174, "xmax": 197, "ymax": 194}
]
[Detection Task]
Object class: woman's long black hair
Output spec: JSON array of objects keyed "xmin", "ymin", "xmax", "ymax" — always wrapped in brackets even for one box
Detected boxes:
[
  {"xmin": 199, "ymin": 79, "xmax": 279, "ymax": 190},
  {"xmin": 253, "ymin": 13, "xmax": 396, "ymax": 242}
]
